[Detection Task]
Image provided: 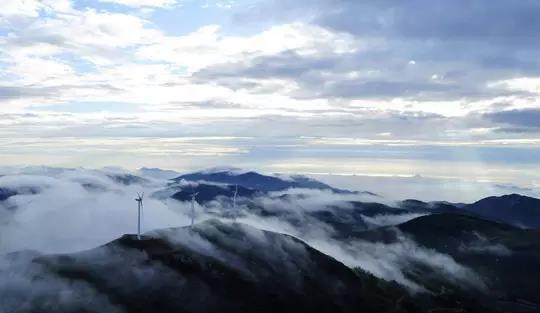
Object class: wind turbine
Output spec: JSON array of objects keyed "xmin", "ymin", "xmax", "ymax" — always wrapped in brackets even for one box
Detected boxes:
[
  {"xmin": 190, "ymin": 191, "xmax": 199, "ymax": 228},
  {"xmin": 232, "ymin": 184, "xmax": 238, "ymax": 222},
  {"xmin": 135, "ymin": 192, "xmax": 144, "ymax": 240}
]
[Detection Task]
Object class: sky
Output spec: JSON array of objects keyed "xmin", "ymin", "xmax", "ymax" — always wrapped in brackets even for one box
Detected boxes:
[{"xmin": 1, "ymin": 0, "xmax": 540, "ymax": 191}]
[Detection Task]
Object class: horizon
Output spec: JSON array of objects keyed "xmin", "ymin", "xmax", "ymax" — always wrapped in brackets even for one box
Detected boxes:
[{"xmin": 1, "ymin": 164, "xmax": 538, "ymax": 203}]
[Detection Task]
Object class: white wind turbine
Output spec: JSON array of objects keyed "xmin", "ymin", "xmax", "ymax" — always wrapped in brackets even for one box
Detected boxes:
[
  {"xmin": 190, "ymin": 190, "xmax": 199, "ymax": 229},
  {"xmin": 232, "ymin": 184, "xmax": 238, "ymax": 222},
  {"xmin": 135, "ymin": 192, "xmax": 144, "ymax": 240}
]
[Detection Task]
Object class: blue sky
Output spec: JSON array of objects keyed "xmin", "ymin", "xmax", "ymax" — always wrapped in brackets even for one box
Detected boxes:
[{"xmin": 0, "ymin": 0, "xmax": 539, "ymax": 191}]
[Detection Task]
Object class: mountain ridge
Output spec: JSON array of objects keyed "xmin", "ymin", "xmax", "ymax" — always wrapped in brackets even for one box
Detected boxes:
[{"xmin": 1, "ymin": 220, "xmax": 411, "ymax": 313}]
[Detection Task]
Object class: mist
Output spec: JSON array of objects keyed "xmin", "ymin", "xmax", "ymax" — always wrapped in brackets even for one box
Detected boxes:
[{"xmin": 0, "ymin": 166, "xmax": 486, "ymax": 294}]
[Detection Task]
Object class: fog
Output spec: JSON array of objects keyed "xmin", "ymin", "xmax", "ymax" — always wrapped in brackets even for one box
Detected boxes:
[
  {"xmin": 0, "ymin": 166, "xmax": 486, "ymax": 294},
  {"xmin": 0, "ymin": 168, "xmax": 190, "ymax": 253},
  {"xmin": 311, "ymin": 173, "xmax": 540, "ymax": 203}
]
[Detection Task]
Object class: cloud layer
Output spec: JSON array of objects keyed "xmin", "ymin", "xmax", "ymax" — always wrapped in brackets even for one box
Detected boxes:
[
  {"xmin": 0, "ymin": 167, "xmax": 489, "ymax": 294},
  {"xmin": 0, "ymin": 0, "xmax": 539, "ymax": 184}
]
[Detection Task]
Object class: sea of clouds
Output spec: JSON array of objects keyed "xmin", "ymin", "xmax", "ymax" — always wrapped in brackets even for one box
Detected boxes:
[{"xmin": 0, "ymin": 166, "xmax": 489, "ymax": 295}]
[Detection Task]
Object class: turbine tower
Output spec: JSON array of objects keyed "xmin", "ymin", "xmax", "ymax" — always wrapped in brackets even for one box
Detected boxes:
[
  {"xmin": 232, "ymin": 184, "xmax": 238, "ymax": 221},
  {"xmin": 190, "ymin": 191, "xmax": 199, "ymax": 228},
  {"xmin": 135, "ymin": 192, "xmax": 144, "ymax": 240}
]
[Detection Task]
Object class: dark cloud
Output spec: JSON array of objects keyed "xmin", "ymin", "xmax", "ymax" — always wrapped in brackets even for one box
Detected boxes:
[
  {"xmin": 485, "ymin": 108, "xmax": 540, "ymax": 128},
  {"xmin": 197, "ymin": 51, "xmax": 338, "ymax": 80},
  {"xmin": 195, "ymin": 49, "xmax": 524, "ymax": 100},
  {"xmin": 0, "ymin": 86, "xmax": 56, "ymax": 100},
  {"xmin": 226, "ymin": 0, "xmax": 540, "ymax": 101},
  {"xmin": 309, "ymin": 80, "xmax": 473, "ymax": 100},
  {"xmin": 493, "ymin": 127, "xmax": 540, "ymax": 134},
  {"xmin": 0, "ymin": 83, "xmax": 123, "ymax": 105},
  {"xmin": 318, "ymin": 0, "xmax": 540, "ymax": 41}
]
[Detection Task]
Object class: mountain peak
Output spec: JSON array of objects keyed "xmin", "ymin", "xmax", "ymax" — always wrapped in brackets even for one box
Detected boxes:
[
  {"xmin": 464, "ymin": 194, "xmax": 540, "ymax": 228},
  {"xmin": 174, "ymin": 168, "xmax": 359, "ymax": 194},
  {"xmin": 16, "ymin": 221, "xmax": 398, "ymax": 313}
]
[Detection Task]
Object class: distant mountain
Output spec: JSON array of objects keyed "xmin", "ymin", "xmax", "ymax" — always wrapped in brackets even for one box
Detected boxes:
[
  {"xmin": 171, "ymin": 183, "xmax": 258, "ymax": 203},
  {"xmin": 0, "ymin": 187, "xmax": 16, "ymax": 201},
  {"xmin": 461, "ymin": 194, "xmax": 540, "ymax": 228},
  {"xmin": 174, "ymin": 170, "xmax": 360, "ymax": 194},
  {"xmin": 0, "ymin": 186, "xmax": 40, "ymax": 203},
  {"xmin": 398, "ymin": 199, "xmax": 466, "ymax": 213},
  {"xmin": 1, "ymin": 220, "xmax": 438, "ymax": 313},
  {"xmin": 137, "ymin": 167, "xmax": 181, "ymax": 180},
  {"xmin": 306, "ymin": 201, "xmax": 425, "ymax": 237},
  {"xmin": 105, "ymin": 173, "xmax": 149, "ymax": 186},
  {"xmin": 397, "ymin": 194, "xmax": 540, "ymax": 229},
  {"xmin": 355, "ymin": 213, "xmax": 540, "ymax": 311}
]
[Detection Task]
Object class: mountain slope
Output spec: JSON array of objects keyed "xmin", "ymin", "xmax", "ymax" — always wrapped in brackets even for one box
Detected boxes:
[
  {"xmin": 461, "ymin": 194, "xmax": 540, "ymax": 228},
  {"xmin": 170, "ymin": 183, "xmax": 258, "ymax": 203},
  {"xmin": 175, "ymin": 170, "xmax": 357, "ymax": 194},
  {"xmin": 355, "ymin": 214, "xmax": 540, "ymax": 311},
  {"xmin": 398, "ymin": 194, "xmax": 540, "ymax": 229},
  {"xmin": 0, "ymin": 187, "xmax": 16, "ymax": 201},
  {"xmin": 1, "ymin": 220, "xmax": 415, "ymax": 313}
]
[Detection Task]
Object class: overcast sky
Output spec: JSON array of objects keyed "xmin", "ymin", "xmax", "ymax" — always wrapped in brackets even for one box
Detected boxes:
[{"xmin": 1, "ymin": 0, "xmax": 539, "ymax": 189}]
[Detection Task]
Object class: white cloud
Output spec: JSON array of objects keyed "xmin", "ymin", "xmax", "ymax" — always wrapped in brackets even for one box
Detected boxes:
[
  {"xmin": 0, "ymin": 0, "xmax": 539, "ymax": 181},
  {"xmin": 310, "ymin": 233, "xmax": 487, "ymax": 292},
  {"xmin": 215, "ymin": 1, "xmax": 235, "ymax": 9},
  {"xmin": 0, "ymin": 0, "xmax": 41, "ymax": 18},
  {"xmin": 136, "ymin": 22, "xmax": 359, "ymax": 73},
  {"xmin": 0, "ymin": 0, "xmax": 71, "ymax": 20},
  {"xmin": 2, "ymin": 7, "xmax": 161, "ymax": 66},
  {"xmin": 7, "ymin": 55, "xmax": 75, "ymax": 85},
  {"xmin": 97, "ymin": 0, "xmax": 177, "ymax": 8},
  {"xmin": 491, "ymin": 77, "xmax": 540, "ymax": 94}
]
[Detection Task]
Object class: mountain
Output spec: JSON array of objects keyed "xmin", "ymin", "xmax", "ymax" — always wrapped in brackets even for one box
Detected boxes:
[
  {"xmin": 1, "ymin": 220, "xmax": 436, "ymax": 313},
  {"xmin": 171, "ymin": 183, "xmax": 258, "ymax": 203},
  {"xmin": 0, "ymin": 186, "xmax": 40, "ymax": 203},
  {"xmin": 398, "ymin": 199, "xmax": 466, "ymax": 213},
  {"xmin": 174, "ymin": 170, "xmax": 358, "ymax": 194},
  {"xmin": 137, "ymin": 167, "xmax": 181, "ymax": 180},
  {"xmin": 461, "ymin": 194, "xmax": 540, "ymax": 228},
  {"xmin": 306, "ymin": 201, "xmax": 425, "ymax": 237},
  {"xmin": 106, "ymin": 173, "xmax": 149, "ymax": 186},
  {"xmin": 355, "ymin": 213, "xmax": 540, "ymax": 311},
  {"xmin": 0, "ymin": 187, "xmax": 16, "ymax": 201},
  {"xmin": 398, "ymin": 194, "xmax": 540, "ymax": 229}
]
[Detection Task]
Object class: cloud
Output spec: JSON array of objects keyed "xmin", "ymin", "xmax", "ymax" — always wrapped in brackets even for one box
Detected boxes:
[
  {"xmin": 458, "ymin": 232, "xmax": 512, "ymax": 257},
  {"xmin": 308, "ymin": 173, "xmax": 540, "ymax": 203},
  {"xmin": 0, "ymin": 0, "xmax": 71, "ymax": 20},
  {"xmin": 307, "ymin": 229, "xmax": 487, "ymax": 292},
  {"xmin": 0, "ymin": 169, "xmax": 191, "ymax": 254},
  {"xmin": 485, "ymin": 108, "xmax": 540, "ymax": 129},
  {"xmin": 227, "ymin": 0, "xmax": 540, "ymax": 104},
  {"xmin": 0, "ymin": 0, "xmax": 538, "ymax": 184},
  {"xmin": 0, "ymin": 166, "xmax": 499, "ymax": 298},
  {"xmin": 0, "ymin": 86, "xmax": 57, "ymax": 100},
  {"xmin": 317, "ymin": 0, "xmax": 540, "ymax": 42},
  {"xmin": 0, "ymin": 251, "xmax": 125, "ymax": 313},
  {"xmin": 361, "ymin": 213, "xmax": 427, "ymax": 228},
  {"xmin": 137, "ymin": 22, "xmax": 357, "ymax": 74},
  {"xmin": 97, "ymin": 0, "xmax": 178, "ymax": 8},
  {"xmin": 247, "ymin": 0, "xmax": 540, "ymax": 48},
  {"xmin": 2, "ymin": 8, "xmax": 160, "ymax": 63}
]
